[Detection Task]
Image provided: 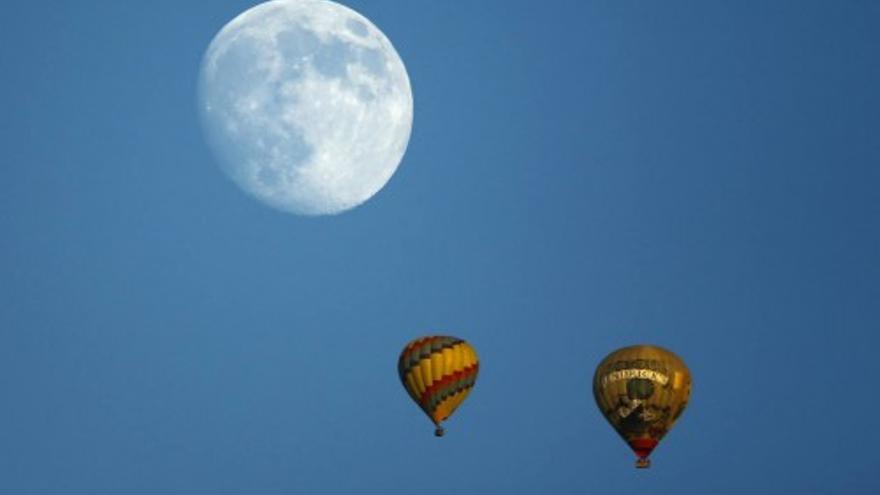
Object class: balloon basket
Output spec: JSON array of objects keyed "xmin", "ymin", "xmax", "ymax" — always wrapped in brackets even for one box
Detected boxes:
[
  {"xmin": 635, "ymin": 458, "xmax": 651, "ymax": 469},
  {"xmin": 434, "ymin": 426, "xmax": 445, "ymax": 437}
]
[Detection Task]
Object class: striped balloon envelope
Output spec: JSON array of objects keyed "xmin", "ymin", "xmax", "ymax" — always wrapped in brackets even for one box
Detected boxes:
[{"xmin": 398, "ymin": 335, "xmax": 479, "ymax": 436}]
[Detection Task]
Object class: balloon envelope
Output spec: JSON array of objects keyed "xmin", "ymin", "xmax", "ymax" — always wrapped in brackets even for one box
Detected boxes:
[
  {"xmin": 398, "ymin": 336, "xmax": 479, "ymax": 436},
  {"xmin": 593, "ymin": 345, "xmax": 692, "ymax": 468}
]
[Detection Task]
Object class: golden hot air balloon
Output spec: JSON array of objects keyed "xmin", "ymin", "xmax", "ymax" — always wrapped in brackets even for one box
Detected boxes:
[
  {"xmin": 593, "ymin": 345, "xmax": 691, "ymax": 468},
  {"xmin": 398, "ymin": 335, "xmax": 479, "ymax": 437}
]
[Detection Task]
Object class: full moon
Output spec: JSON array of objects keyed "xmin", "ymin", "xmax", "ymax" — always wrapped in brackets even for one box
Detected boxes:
[{"xmin": 198, "ymin": 0, "xmax": 413, "ymax": 215}]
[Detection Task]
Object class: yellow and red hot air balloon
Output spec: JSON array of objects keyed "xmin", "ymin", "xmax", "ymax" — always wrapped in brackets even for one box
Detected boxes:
[
  {"xmin": 398, "ymin": 335, "xmax": 479, "ymax": 437},
  {"xmin": 593, "ymin": 345, "xmax": 692, "ymax": 468}
]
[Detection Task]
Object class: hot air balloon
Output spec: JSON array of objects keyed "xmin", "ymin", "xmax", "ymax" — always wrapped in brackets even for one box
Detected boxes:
[
  {"xmin": 593, "ymin": 345, "xmax": 691, "ymax": 468},
  {"xmin": 398, "ymin": 335, "xmax": 479, "ymax": 437}
]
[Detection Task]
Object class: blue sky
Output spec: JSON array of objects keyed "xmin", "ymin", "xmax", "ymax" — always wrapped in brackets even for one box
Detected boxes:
[{"xmin": 1, "ymin": 1, "xmax": 878, "ymax": 493}]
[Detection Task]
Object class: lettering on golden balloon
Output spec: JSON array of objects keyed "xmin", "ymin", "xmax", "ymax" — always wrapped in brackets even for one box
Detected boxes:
[{"xmin": 601, "ymin": 368, "xmax": 670, "ymax": 387}]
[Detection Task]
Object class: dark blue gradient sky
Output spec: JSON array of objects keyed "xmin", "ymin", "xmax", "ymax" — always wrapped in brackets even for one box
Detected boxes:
[{"xmin": 2, "ymin": 1, "xmax": 878, "ymax": 493}]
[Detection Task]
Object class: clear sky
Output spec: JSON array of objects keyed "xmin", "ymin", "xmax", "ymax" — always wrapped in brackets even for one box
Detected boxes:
[{"xmin": 2, "ymin": 1, "xmax": 878, "ymax": 493}]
